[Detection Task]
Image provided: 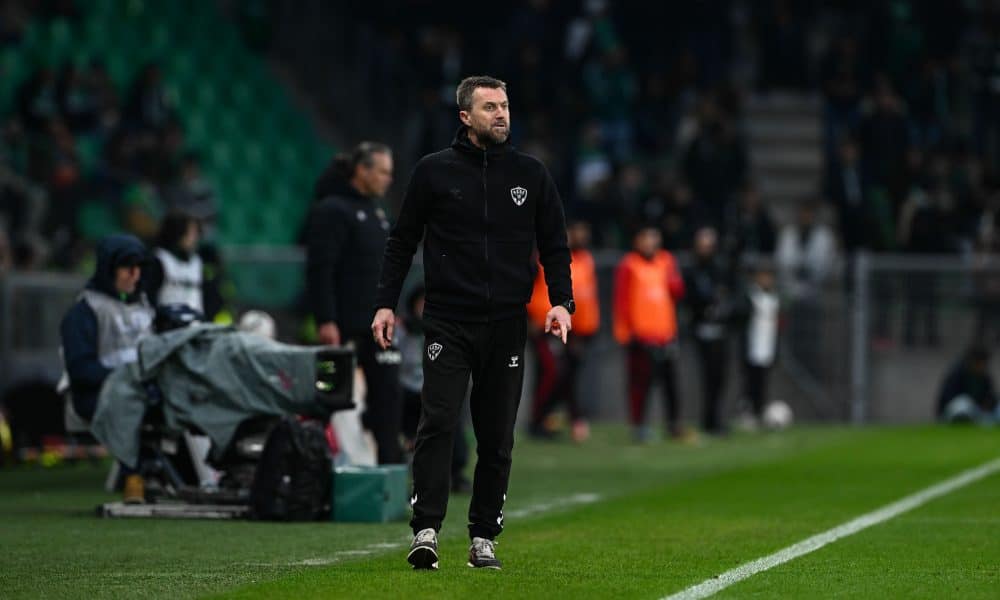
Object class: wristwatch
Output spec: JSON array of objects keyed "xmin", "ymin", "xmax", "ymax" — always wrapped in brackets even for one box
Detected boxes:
[{"xmin": 560, "ymin": 299, "xmax": 576, "ymax": 315}]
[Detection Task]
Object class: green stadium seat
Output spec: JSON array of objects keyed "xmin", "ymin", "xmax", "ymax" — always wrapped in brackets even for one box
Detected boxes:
[
  {"xmin": 181, "ymin": 111, "xmax": 210, "ymax": 147},
  {"xmin": 19, "ymin": 22, "xmax": 44, "ymax": 53},
  {"xmin": 228, "ymin": 80, "xmax": 257, "ymax": 109},
  {"xmin": 241, "ymin": 141, "xmax": 266, "ymax": 171},
  {"xmin": 77, "ymin": 200, "xmax": 120, "ymax": 242},
  {"xmin": 275, "ymin": 143, "xmax": 302, "ymax": 170},
  {"xmin": 0, "ymin": 50, "xmax": 27, "ymax": 112},
  {"xmin": 208, "ymin": 141, "xmax": 235, "ymax": 172},
  {"xmin": 146, "ymin": 23, "xmax": 172, "ymax": 57},
  {"xmin": 76, "ymin": 135, "xmax": 104, "ymax": 176},
  {"xmin": 219, "ymin": 205, "xmax": 252, "ymax": 244},
  {"xmin": 193, "ymin": 84, "xmax": 219, "ymax": 111},
  {"xmin": 103, "ymin": 53, "xmax": 132, "ymax": 89},
  {"xmin": 215, "ymin": 110, "xmax": 245, "ymax": 140},
  {"xmin": 165, "ymin": 51, "xmax": 196, "ymax": 82},
  {"xmin": 4, "ymin": 0, "xmax": 334, "ymax": 248},
  {"xmin": 88, "ymin": 0, "xmax": 117, "ymax": 19},
  {"xmin": 39, "ymin": 18, "xmax": 76, "ymax": 64}
]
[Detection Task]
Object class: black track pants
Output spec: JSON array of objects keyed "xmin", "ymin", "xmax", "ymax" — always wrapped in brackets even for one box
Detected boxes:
[{"xmin": 409, "ymin": 314, "xmax": 527, "ymax": 540}]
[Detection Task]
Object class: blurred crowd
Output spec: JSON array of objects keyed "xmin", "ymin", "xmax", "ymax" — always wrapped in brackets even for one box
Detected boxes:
[
  {"xmin": 5, "ymin": 1, "xmax": 1000, "ymax": 276},
  {"xmin": 0, "ymin": 1, "xmax": 217, "ymax": 275},
  {"xmin": 346, "ymin": 0, "xmax": 1000, "ymax": 263}
]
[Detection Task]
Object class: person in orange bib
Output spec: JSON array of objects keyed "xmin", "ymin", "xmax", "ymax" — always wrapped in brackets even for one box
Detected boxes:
[
  {"xmin": 613, "ymin": 225, "xmax": 685, "ymax": 442},
  {"xmin": 527, "ymin": 220, "xmax": 600, "ymax": 441}
]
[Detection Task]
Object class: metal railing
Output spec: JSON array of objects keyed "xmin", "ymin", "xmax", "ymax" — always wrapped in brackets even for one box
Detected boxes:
[
  {"xmin": 849, "ymin": 252, "xmax": 1000, "ymax": 424},
  {"xmin": 5, "ymin": 249, "xmax": 996, "ymax": 425},
  {"xmin": 0, "ymin": 271, "xmax": 84, "ymax": 392}
]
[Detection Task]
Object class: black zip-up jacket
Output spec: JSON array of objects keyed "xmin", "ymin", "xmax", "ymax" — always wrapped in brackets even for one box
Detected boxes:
[
  {"xmin": 306, "ymin": 177, "xmax": 391, "ymax": 337},
  {"xmin": 684, "ymin": 256, "xmax": 739, "ymax": 337},
  {"xmin": 375, "ymin": 127, "xmax": 572, "ymax": 322}
]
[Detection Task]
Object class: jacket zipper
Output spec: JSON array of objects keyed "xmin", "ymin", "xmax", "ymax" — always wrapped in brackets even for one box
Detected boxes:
[{"xmin": 483, "ymin": 149, "xmax": 492, "ymax": 302}]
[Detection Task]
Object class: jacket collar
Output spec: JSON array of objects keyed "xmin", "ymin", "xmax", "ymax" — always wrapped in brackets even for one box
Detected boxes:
[{"xmin": 316, "ymin": 171, "xmax": 371, "ymax": 204}]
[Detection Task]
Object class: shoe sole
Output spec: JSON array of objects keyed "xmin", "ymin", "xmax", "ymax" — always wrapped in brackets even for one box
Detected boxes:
[
  {"xmin": 466, "ymin": 561, "xmax": 502, "ymax": 570},
  {"xmin": 407, "ymin": 546, "xmax": 439, "ymax": 570}
]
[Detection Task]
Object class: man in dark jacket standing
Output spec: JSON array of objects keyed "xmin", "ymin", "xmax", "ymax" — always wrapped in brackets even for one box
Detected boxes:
[
  {"xmin": 305, "ymin": 141, "xmax": 404, "ymax": 464},
  {"xmin": 684, "ymin": 227, "xmax": 735, "ymax": 435},
  {"xmin": 372, "ymin": 76, "xmax": 573, "ymax": 571}
]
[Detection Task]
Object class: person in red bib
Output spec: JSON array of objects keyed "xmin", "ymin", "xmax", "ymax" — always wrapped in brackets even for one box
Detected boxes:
[
  {"xmin": 527, "ymin": 220, "xmax": 600, "ymax": 441},
  {"xmin": 613, "ymin": 225, "xmax": 685, "ymax": 442}
]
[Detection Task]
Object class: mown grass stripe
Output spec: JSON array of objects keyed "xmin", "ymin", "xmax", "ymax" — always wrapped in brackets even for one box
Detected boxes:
[{"xmin": 662, "ymin": 456, "xmax": 1000, "ymax": 600}]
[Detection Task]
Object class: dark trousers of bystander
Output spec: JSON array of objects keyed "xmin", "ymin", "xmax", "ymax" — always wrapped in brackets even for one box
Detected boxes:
[
  {"xmin": 743, "ymin": 362, "xmax": 769, "ymax": 418},
  {"xmin": 696, "ymin": 337, "xmax": 728, "ymax": 433},
  {"xmin": 626, "ymin": 342, "xmax": 681, "ymax": 434},
  {"xmin": 349, "ymin": 334, "xmax": 404, "ymax": 465}
]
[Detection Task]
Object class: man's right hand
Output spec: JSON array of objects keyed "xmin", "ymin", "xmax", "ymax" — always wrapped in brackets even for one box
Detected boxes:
[
  {"xmin": 371, "ymin": 308, "xmax": 396, "ymax": 350},
  {"xmin": 317, "ymin": 322, "xmax": 341, "ymax": 346}
]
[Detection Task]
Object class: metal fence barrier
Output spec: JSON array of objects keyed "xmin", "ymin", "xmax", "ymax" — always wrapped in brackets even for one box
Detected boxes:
[
  {"xmin": 0, "ymin": 272, "xmax": 84, "ymax": 393},
  {"xmin": 3, "ymin": 249, "xmax": 997, "ymax": 426},
  {"xmin": 850, "ymin": 252, "xmax": 1000, "ymax": 424}
]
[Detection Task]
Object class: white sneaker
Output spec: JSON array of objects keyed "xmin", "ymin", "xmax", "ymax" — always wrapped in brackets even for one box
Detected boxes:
[
  {"xmin": 467, "ymin": 537, "xmax": 501, "ymax": 569},
  {"xmin": 407, "ymin": 528, "xmax": 439, "ymax": 570}
]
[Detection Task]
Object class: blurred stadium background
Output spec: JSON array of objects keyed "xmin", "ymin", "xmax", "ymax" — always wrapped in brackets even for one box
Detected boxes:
[{"xmin": 2, "ymin": 1, "xmax": 1000, "ymax": 439}]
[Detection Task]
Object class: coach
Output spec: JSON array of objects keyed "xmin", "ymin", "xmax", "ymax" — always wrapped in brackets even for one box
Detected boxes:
[
  {"xmin": 305, "ymin": 141, "xmax": 403, "ymax": 465},
  {"xmin": 372, "ymin": 76, "xmax": 573, "ymax": 570}
]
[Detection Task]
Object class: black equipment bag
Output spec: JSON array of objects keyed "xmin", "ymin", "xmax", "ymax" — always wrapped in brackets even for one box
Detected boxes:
[{"xmin": 250, "ymin": 418, "xmax": 332, "ymax": 521}]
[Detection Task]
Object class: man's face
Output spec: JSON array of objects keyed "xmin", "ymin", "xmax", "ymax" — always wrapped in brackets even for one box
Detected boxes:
[
  {"xmin": 840, "ymin": 141, "xmax": 858, "ymax": 165},
  {"xmin": 634, "ymin": 228, "xmax": 661, "ymax": 258},
  {"xmin": 357, "ymin": 152, "xmax": 393, "ymax": 197},
  {"xmin": 694, "ymin": 228, "xmax": 717, "ymax": 258},
  {"xmin": 180, "ymin": 221, "xmax": 200, "ymax": 253},
  {"xmin": 567, "ymin": 222, "xmax": 591, "ymax": 249},
  {"xmin": 755, "ymin": 269, "xmax": 775, "ymax": 290},
  {"xmin": 460, "ymin": 87, "xmax": 510, "ymax": 146},
  {"xmin": 114, "ymin": 263, "xmax": 141, "ymax": 295},
  {"xmin": 798, "ymin": 207, "xmax": 816, "ymax": 227}
]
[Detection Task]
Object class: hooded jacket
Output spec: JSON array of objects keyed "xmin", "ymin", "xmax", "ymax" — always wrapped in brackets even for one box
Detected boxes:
[
  {"xmin": 376, "ymin": 127, "xmax": 572, "ymax": 322},
  {"xmin": 305, "ymin": 174, "xmax": 391, "ymax": 337},
  {"xmin": 60, "ymin": 234, "xmax": 154, "ymax": 419}
]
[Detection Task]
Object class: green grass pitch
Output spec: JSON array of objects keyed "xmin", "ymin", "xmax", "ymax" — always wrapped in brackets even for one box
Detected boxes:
[{"xmin": 1, "ymin": 426, "xmax": 997, "ymax": 599}]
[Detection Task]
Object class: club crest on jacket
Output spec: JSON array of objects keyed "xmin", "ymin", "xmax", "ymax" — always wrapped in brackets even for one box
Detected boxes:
[{"xmin": 510, "ymin": 186, "xmax": 527, "ymax": 206}]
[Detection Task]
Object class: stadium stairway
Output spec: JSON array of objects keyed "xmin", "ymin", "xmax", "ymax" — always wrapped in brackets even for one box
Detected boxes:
[{"xmin": 745, "ymin": 93, "xmax": 824, "ymax": 224}]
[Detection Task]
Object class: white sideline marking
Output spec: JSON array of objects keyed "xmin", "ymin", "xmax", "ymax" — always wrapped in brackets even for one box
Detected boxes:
[
  {"xmin": 288, "ymin": 544, "xmax": 402, "ymax": 567},
  {"xmin": 273, "ymin": 492, "xmax": 602, "ymax": 568},
  {"xmin": 662, "ymin": 456, "xmax": 1000, "ymax": 600},
  {"xmin": 505, "ymin": 492, "xmax": 602, "ymax": 519}
]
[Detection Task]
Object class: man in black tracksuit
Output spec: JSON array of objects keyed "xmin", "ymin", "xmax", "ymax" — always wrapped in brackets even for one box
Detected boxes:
[
  {"xmin": 684, "ymin": 227, "xmax": 736, "ymax": 434},
  {"xmin": 372, "ymin": 76, "xmax": 573, "ymax": 570},
  {"xmin": 305, "ymin": 141, "xmax": 404, "ymax": 464}
]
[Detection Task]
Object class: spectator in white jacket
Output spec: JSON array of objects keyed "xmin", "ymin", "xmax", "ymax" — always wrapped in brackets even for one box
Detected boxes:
[{"xmin": 776, "ymin": 201, "xmax": 837, "ymax": 300}]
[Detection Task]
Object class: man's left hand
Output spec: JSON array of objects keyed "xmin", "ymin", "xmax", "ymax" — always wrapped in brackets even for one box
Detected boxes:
[{"xmin": 545, "ymin": 306, "xmax": 572, "ymax": 344}]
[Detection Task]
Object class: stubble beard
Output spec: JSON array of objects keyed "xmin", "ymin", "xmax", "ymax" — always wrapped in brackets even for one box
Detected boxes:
[{"xmin": 473, "ymin": 122, "xmax": 509, "ymax": 146}]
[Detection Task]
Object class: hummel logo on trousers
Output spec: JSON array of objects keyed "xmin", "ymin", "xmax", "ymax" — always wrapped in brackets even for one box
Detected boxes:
[{"xmin": 410, "ymin": 314, "xmax": 527, "ymax": 541}]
